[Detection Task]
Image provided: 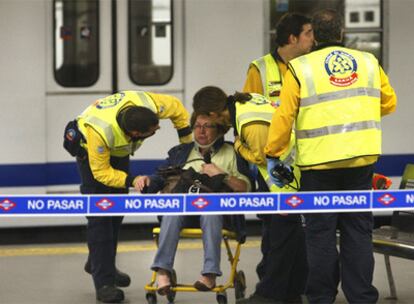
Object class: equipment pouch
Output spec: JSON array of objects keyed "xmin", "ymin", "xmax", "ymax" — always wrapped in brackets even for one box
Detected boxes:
[{"xmin": 63, "ymin": 120, "xmax": 86, "ymax": 158}]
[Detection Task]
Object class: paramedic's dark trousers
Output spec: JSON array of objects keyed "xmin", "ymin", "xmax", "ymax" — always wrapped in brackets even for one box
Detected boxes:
[
  {"xmin": 254, "ymin": 173, "xmax": 307, "ymax": 301},
  {"xmin": 77, "ymin": 154, "xmax": 129, "ymax": 290},
  {"xmin": 254, "ymin": 214, "xmax": 307, "ymax": 301},
  {"xmin": 301, "ymin": 164, "xmax": 379, "ymax": 304}
]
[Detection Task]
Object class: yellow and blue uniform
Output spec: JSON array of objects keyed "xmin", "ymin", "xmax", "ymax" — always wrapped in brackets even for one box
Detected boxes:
[
  {"xmin": 264, "ymin": 43, "xmax": 397, "ymax": 304},
  {"xmin": 240, "ymin": 52, "xmax": 288, "ymax": 177},
  {"xmin": 240, "ymin": 52, "xmax": 307, "ymax": 302},
  {"xmin": 75, "ymin": 91, "xmax": 191, "ymax": 293},
  {"xmin": 233, "ymin": 93, "xmax": 298, "ymax": 193}
]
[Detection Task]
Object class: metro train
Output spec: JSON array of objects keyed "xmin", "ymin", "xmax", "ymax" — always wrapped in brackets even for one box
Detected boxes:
[{"xmin": 0, "ymin": 0, "xmax": 413, "ymax": 227}]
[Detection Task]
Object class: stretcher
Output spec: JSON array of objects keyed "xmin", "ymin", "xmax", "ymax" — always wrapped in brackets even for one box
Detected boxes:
[{"xmin": 144, "ymin": 227, "xmax": 247, "ymax": 304}]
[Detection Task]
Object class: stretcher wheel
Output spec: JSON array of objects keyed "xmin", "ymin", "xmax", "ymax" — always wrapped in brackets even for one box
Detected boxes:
[
  {"xmin": 216, "ymin": 291, "xmax": 228, "ymax": 304},
  {"xmin": 146, "ymin": 292, "xmax": 157, "ymax": 304},
  {"xmin": 167, "ymin": 269, "xmax": 177, "ymax": 303},
  {"xmin": 234, "ymin": 270, "xmax": 246, "ymax": 299}
]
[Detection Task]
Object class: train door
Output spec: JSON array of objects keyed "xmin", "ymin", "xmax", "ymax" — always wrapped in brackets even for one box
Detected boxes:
[
  {"xmin": 46, "ymin": 0, "xmax": 184, "ymax": 193},
  {"xmin": 115, "ymin": 0, "xmax": 185, "ymax": 162}
]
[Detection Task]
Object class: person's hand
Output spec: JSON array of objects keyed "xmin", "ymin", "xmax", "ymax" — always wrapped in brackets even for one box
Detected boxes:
[
  {"xmin": 133, "ymin": 176, "xmax": 150, "ymax": 192},
  {"xmin": 201, "ymin": 163, "xmax": 224, "ymax": 177},
  {"xmin": 267, "ymin": 157, "xmax": 290, "ymax": 188}
]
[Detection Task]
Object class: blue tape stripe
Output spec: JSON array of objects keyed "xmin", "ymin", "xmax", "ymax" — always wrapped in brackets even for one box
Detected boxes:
[
  {"xmin": 1, "ymin": 155, "xmax": 414, "ymax": 187},
  {"xmin": 0, "ymin": 190, "xmax": 413, "ymax": 215}
]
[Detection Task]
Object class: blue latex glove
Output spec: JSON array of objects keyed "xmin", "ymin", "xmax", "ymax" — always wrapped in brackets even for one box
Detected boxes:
[{"xmin": 266, "ymin": 157, "xmax": 291, "ymax": 188}]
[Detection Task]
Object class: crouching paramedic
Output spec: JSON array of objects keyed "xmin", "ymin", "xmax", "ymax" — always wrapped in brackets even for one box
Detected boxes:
[{"xmin": 63, "ymin": 91, "xmax": 191, "ymax": 303}]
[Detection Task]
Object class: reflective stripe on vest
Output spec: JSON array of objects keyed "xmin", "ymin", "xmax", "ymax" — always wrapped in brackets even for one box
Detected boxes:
[
  {"xmin": 252, "ymin": 54, "xmax": 282, "ymax": 102},
  {"xmin": 135, "ymin": 91, "xmax": 157, "ymax": 112},
  {"xmin": 290, "ymin": 47, "xmax": 381, "ymax": 166},
  {"xmin": 85, "ymin": 116, "xmax": 115, "ymax": 148},
  {"xmin": 300, "ymin": 87, "xmax": 380, "ymax": 107},
  {"xmin": 296, "ymin": 120, "xmax": 381, "ymax": 139},
  {"xmin": 236, "ymin": 112, "xmax": 273, "ymax": 129}
]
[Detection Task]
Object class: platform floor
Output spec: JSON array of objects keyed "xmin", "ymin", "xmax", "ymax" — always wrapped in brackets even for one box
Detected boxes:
[{"xmin": 0, "ymin": 237, "xmax": 413, "ymax": 304}]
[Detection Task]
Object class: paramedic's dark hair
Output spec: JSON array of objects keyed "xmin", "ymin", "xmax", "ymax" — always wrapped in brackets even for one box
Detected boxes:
[
  {"xmin": 312, "ymin": 9, "xmax": 343, "ymax": 43},
  {"xmin": 123, "ymin": 106, "xmax": 159, "ymax": 133},
  {"xmin": 229, "ymin": 92, "xmax": 252, "ymax": 104},
  {"xmin": 275, "ymin": 13, "xmax": 311, "ymax": 47},
  {"xmin": 193, "ymin": 86, "xmax": 228, "ymax": 115}
]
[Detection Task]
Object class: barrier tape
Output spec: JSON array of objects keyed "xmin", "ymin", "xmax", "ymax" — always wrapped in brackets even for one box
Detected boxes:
[{"xmin": 1, "ymin": 190, "xmax": 414, "ymax": 216}]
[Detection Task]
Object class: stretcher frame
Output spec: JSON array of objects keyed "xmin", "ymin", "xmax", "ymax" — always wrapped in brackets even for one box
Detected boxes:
[{"xmin": 144, "ymin": 227, "xmax": 246, "ymax": 304}]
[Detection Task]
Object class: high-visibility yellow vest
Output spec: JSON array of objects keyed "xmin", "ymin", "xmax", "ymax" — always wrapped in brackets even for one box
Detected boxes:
[
  {"xmin": 290, "ymin": 46, "xmax": 381, "ymax": 166},
  {"xmin": 77, "ymin": 91, "xmax": 158, "ymax": 157},
  {"xmin": 235, "ymin": 93, "xmax": 300, "ymax": 192},
  {"xmin": 252, "ymin": 53, "xmax": 283, "ymax": 103}
]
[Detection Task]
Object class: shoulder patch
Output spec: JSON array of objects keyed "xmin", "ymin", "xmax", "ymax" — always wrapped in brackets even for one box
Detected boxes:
[{"xmin": 95, "ymin": 92, "xmax": 125, "ymax": 109}]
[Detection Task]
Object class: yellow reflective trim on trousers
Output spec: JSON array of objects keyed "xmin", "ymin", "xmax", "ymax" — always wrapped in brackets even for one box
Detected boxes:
[
  {"xmin": 135, "ymin": 91, "xmax": 157, "ymax": 113},
  {"xmin": 296, "ymin": 120, "xmax": 381, "ymax": 139},
  {"xmin": 85, "ymin": 116, "xmax": 115, "ymax": 147},
  {"xmin": 300, "ymin": 87, "xmax": 380, "ymax": 107},
  {"xmin": 236, "ymin": 112, "xmax": 273, "ymax": 128},
  {"xmin": 0, "ymin": 240, "xmax": 261, "ymax": 257}
]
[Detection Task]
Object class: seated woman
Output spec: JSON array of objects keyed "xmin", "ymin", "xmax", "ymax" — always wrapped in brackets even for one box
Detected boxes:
[{"xmin": 135, "ymin": 112, "xmax": 251, "ymax": 295}]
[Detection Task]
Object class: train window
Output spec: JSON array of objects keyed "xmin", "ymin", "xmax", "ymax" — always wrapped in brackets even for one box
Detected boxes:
[
  {"xmin": 53, "ymin": 0, "xmax": 99, "ymax": 87},
  {"xmin": 129, "ymin": 0, "xmax": 173, "ymax": 86},
  {"xmin": 350, "ymin": 12, "xmax": 360, "ymax": 23},
  {"xmin": 269, "ymin": 0, "xmax": 384, "ymax": 62},
  {"xmin": 365, "ymin": 11, "xmax": 375, "ymax": 22}
]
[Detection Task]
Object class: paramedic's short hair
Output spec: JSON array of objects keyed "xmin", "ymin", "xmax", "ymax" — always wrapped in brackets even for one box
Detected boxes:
[
  {"xmin": 275, "ymin": 13, "xmax": 311, "ymax": 47},
  {"xmin": 312, "ymin": 9, "xmax": 344, "ymax": 43},
  {"xmin": 123, "ymin": 106, "xmax": 159, "ymax": 133}
]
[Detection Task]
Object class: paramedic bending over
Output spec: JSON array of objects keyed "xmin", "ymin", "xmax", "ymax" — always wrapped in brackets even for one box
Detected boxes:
[
  {"xmin": 136, "ymin": 112, "xmax": 251, "ymax": 296},
  {"xmin": 74, "ymin": 91, "xmax": 191, "ymax": 303}
]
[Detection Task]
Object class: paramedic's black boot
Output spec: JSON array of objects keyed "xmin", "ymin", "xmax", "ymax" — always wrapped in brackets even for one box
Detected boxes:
[
  {"xmin": 96, "ymin": 285, "xmax": 124, "ymax": 303},
  {"xmin": 85, "ymin": 261, "xmax": 131, "ymax": 288},
  {"xmin": 236, "ymin": 293, "xmax": 284, "ymax": 304},
  {"xmin": 113, "ymin": 268, "xmax": 131, "ymax": 288}
]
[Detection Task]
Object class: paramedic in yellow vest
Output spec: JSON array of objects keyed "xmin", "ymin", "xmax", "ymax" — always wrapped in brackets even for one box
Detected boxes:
[
  {"xmin": 239, "ymin": 13, "xmax": 313, "ymax": 304},
  {"xmin": 76, "ymin": 91, "xmax": 191, "ymax": 303},
  {"xmin": 265, "ymin": 9, "xmax": 397, "ymax": 304}
]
